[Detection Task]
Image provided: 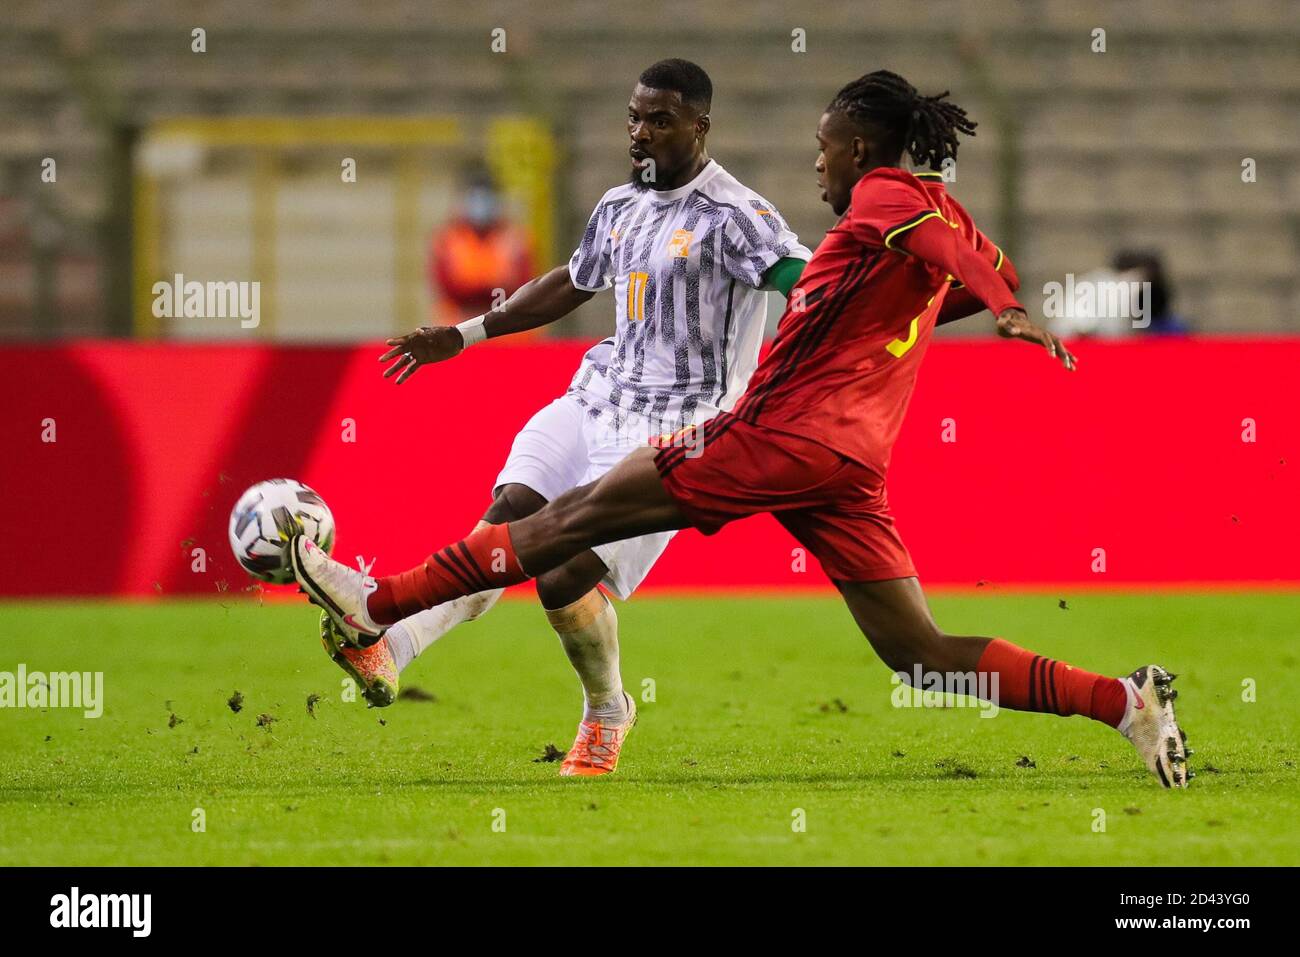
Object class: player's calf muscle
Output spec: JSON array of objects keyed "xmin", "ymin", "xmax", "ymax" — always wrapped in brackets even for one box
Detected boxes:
[
  {"xmin": 514, "ymin": 450, "xmax": 683, "ymax": 572},
  {"xmin": 882, "ymin": 632, "xmax": 990, "ymax": 677},
  {"xmin": 838, "ymin": 579, "xmax": 987, "ymax": 675}
]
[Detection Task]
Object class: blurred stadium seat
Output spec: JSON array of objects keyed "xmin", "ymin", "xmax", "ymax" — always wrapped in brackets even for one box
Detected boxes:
[{"xmin": 0, "ymin": 0, "xmax": 1297, "ymax": 338}]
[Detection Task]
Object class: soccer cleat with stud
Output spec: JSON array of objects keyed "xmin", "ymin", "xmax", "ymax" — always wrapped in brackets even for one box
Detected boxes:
[
  {"xmin": 1117, "ymin": 665, "xmax": 1191, "ymax": 788},
  {"xmin": 319, "ymin": 612, "xmax": 397, "ymax": 707},
  {"xmin": 289, "ymin": 535, "xmax": 386, "ymax": 648},
  {"xmin": 559, "ymin": 692, "xmax": 638, "ymax": 777}
]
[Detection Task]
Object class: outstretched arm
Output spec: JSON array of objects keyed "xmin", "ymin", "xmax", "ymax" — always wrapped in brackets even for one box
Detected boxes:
[
  {"xmin": 898, "ymin": 219, "xmax": 1075, "ymax": 370},
  {"xmin": 936, "ymin": 241, "xmax": 1019, "ymax": 326},
  {"xmin": 380, "ymin": 265, "xmax": 595, "ymax": 384}
]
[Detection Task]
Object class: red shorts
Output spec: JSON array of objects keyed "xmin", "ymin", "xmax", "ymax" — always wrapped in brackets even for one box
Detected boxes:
[{"xmin": 651, "ymin": 412, "xmax": 916, "ymax": 583}]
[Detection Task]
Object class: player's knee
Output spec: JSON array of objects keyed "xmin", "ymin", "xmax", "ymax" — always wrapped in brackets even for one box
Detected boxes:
[
  {"xmin": 535, "ymin": 566, "xmax": 596, "ymax": 609},
  {"xmin": 485, "ymin": 483, "xmax": 547, "ymax": 524}
]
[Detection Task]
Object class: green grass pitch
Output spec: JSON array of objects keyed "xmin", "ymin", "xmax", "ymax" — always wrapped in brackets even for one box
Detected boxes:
[{"xmin": 1, "ymin": 592, "xmax": 1296, "ymax": 866}]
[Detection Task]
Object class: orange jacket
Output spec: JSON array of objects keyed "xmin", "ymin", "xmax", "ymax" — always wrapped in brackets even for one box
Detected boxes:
[{"xmin": 429, "ymin": 220, "xmax": 534, "ymax": 323}]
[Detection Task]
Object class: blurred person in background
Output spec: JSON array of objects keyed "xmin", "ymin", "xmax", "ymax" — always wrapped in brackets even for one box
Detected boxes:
[
  {"xmin": 428, "ymin": 165, "xmax": 534, "ymax": 326},
  {"xmin": 1048, "ymin": 248, "xmax": 1189, "ymax": 338},
  {"xmin": 1112, "ymin": 249, "xmax": 1189, "ymax": 335}
]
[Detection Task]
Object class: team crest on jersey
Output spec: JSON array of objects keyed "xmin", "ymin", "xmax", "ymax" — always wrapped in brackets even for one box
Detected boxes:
[{"xmin": 667, "ymin": 229, "xmax": 694, "ymax": 258}]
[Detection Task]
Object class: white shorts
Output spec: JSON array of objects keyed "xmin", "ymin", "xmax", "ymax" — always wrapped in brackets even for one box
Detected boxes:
[{"xmin": 493, "ymin": 393, "xmax": 676, "ymax": 600}]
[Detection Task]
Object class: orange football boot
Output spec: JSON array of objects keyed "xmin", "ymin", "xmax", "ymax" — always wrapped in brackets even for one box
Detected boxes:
[
  {"xmin": 559, "ymin": 691, "xmax": 638, "ymax": 777},
  {"xmin": 319, "ymin": 611, "xmax": 398, "ymax": 707}
]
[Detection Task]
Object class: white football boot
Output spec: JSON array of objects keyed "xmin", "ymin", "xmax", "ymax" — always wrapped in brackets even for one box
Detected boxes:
[
  {"xmin": 289, "ymin": 536, "xmax": 387, "ymax": 647},
  {"xmin": 1117, "ymin": 665, "xmax": 1192, "ymax": 788}
]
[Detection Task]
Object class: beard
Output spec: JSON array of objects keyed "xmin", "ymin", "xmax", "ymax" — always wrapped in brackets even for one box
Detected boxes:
[{"xmin": 628, "ymin": 164, "xmax": 652, "ymax": 191}]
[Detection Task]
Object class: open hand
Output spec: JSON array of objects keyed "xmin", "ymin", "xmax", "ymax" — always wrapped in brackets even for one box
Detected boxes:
[
  {"xmin": 996, "ymin": 309, "xmax": 1077, "ymax": 371},
  {"xmin": 378, "ymin": 326, "xmax": 465, "ymax": 384}
]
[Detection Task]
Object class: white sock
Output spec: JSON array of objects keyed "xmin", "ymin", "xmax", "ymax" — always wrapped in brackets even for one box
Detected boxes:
[
  {"xmin": 385, "ymin": 588, "xmax": 503, "ymax": 674},
  {"xmin": 384, "ymin": 519, "xmax": 502, "ymax": 674},
  {"xmin": 1115, "ymin": 677, "xmax": 1139, "ymax": 735},
  {"xmin": 545, "ymin": 590, "xmax": 627, "ymax": 724}
]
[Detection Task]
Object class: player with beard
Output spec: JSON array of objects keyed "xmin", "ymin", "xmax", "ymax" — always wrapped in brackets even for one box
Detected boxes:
[{"xmin": 321, "ymin": 58, "xmax": 810, "ymax": 776}]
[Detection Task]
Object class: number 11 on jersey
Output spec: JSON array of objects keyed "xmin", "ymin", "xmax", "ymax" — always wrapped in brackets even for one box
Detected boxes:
[{"xmin": 626, "ymin": 271, "xmax": 649, "ymax": 322}]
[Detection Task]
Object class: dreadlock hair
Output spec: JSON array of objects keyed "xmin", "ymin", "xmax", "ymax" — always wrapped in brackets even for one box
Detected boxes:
[{"xmin": 827, "ymin": 70, "xmax": 976, "ymax": 171}]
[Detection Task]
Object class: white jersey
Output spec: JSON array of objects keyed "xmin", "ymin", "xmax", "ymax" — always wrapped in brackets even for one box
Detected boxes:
[{"xmin": 567, "ymin": 159, "xmax": 810, "ymax": 435}]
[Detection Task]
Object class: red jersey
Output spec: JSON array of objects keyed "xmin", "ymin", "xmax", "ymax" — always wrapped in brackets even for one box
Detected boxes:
[{"xmin": 733, "ymin": 167, "xmax": 1010, "ymax": 477}]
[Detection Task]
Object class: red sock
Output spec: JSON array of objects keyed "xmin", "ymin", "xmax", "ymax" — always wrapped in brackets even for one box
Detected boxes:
[
  {"xmin": 366, "ymin": 523, "xmax": 529, "ymax": 625},
  {"xmin": 977, "ymin": 637, "xmax": 1128, "ymax": 727}
]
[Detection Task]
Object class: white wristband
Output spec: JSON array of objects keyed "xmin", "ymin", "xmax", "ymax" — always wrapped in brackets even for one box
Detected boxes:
[{"xmin": 455, "ymin": 314, "xmax": 487, "ymax": 348}]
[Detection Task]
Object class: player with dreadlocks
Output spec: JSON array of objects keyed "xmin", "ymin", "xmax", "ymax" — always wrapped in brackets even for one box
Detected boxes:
[{"xmin": 292, "ymin": 70, "xmax": 1193, "ymax": 788}]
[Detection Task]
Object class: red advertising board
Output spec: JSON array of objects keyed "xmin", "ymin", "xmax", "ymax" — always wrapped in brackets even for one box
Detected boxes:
[{"xmin": 2, "ymin": 339, "xmax": 1296, "ymax": 596}]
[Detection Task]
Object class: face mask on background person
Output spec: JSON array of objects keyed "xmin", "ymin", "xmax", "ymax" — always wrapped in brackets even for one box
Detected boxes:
[{"xmin": 464, "ymin": 186, "xmax": 501, "ymax": 229}]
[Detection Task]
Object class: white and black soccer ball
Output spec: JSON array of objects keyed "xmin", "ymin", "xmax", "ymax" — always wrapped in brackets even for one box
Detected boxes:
[{"xmin": 228, "ymin": 478, "xmax": 335, "ymax": 584}]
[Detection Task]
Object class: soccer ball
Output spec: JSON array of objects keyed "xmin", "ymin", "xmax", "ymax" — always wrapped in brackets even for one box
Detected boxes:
[{"xmin": 228, "ymin": 478, "xmax": 335, "ymax": 584}]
